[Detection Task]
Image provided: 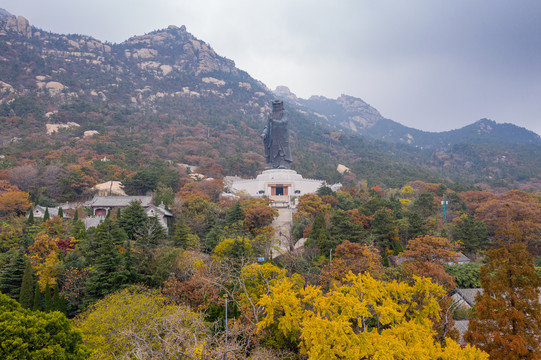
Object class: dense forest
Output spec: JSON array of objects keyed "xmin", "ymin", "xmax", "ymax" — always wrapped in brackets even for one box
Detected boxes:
[{"xmin": 0, "ymin": 176, "xmax": 540, "ymax": 358}]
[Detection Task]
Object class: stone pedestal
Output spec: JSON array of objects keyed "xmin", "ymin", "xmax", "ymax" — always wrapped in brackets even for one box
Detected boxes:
[{"xmin": 230, "ymin": 169, "xmax": 325, "ymax": 198}]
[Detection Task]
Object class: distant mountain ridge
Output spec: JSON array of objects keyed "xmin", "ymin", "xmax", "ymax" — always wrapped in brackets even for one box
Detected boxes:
[{"xmin": 274, "ymin": 86, "xmax": 541, "ymax": 149}]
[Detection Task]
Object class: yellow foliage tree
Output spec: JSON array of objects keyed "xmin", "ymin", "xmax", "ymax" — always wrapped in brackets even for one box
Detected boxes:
[
  {"xmin": 35, "ymin": 252, "xmax": 61, "ymax": 291},
  {"xmin": 213, "ymin": 237, "xmax": 253, "ymax": 259},
  {"xmin": 74, "ymin": 286, "xmax": 210, "ymax": 360},
  {"xmin": 237, "ymin": 263, "xmax": 287, "ymax": 324},
  {"xmin": 295, "ymin": 194, "xmax": 330, "ymax": 219},
  {"xmin": 28, "ymin": 231, "xmax": 60, "ymax": 291},
  {"xmin": 258, "ymin": 272, "xmax": 488, "ymax": 359}
]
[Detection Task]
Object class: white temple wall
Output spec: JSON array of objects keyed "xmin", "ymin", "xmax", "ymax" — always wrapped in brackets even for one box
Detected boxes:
[{"xmin": 230, "ymin": 169, "xmax": 327, "ymax": 198}]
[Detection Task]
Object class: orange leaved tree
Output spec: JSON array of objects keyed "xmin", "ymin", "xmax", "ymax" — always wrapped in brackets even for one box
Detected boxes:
[{"xmin": 464, "ymin": 238, "xmax": 541, "ymax": 359}]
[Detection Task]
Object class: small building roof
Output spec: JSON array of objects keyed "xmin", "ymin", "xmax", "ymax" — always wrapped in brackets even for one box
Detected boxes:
[
  {"xmin": 454, "ymin": 320, "xmax": 470, "ymax": 344},
  {"xmin": 89, "ymin": 195, "xmax": 153, "ymax": 208},
  {"xmin": 455, "ymin": 252, "xmax": 471, "ymax": 264},
  {"xmin": 146, "ymin": 204, "xmax": 173, "ymax": 217},
  {"xmin": 454, "ymin": 288, "xmax": 483, "ymax": 307},
  {"xmin": 32, "ymin": 205, "xmax": 64, "ymax": 218}
]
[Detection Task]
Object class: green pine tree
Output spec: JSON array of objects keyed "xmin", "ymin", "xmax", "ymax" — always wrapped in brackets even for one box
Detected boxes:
[
  {"xmin": 118, "ymin": 200, "xmax": 148, "ymax": 240},
  {"xmin": 406, "ymin": 212, "xmax": 428, "ymax": 239},
  {"xmin": 122, "ymin": 240, "xmax": 138, "ymax": 285},
  {"xmin": 226, "ymin": 201, "xmax": 244, "ymax": 226},
  {"xmin": 53, "ymin": 283, "xmax": 61, "ymax": 312},
  {"xmin": 172, "ymin": 217, "xmax": 191, "ymax": 248},
  {"xmin": 329, "ymin": 209, "xmax": 366, "ymax": 244},
  {"xmin": 451, "ymin": 214, "xmax": 489, "ymax": 254},
  {"xmin": 59, "ymin": 295, "xmax": 67, "ymax": 314},
  {"xmin": 43, "ymin": 207, "xmax": 50, "ymax": 221},
  {"xmin": 204, "ymin": 224, "xmax": 225, "ymax": 253},
  {"xmin": 32, "ymin": 286, "xmax": 41, "ymax": 311},
  {"xmin": 85, "ymin": 219, "xmax": 126, "ymax": 304},
  {"xmin": 139, "ymin": 215, "xmax": 166, "ymax": 247},
  {"xmin": 57, "ymin": 207, "xmax": 63, "ymax": 218},
  {"xmin": 0, "ymin": 251, "xmax": 27, "ymax": 300},
  {"xmin": 371, "ymin": 208, "xmax": 398, "ymax": 250},
  {"xmin": 73, "ymin": 208, "xmax": 79, "ymax": 221},
  {"xmin": 27, "ymin": 207, "xmax": 34, "ymax": 225},
  {"xmin": 18, "ymin": 261, "xmax": 34, "ymax": 309},
  {"xmin": 44, "ymin": 283, "xmax": 53, "ymax": 312},
  {"xmin": 306, "ymin": 213, "xmax": 332, "ymax": 256},
  {"xmin": 411, "ymin": 192, "xmax": 438, "ymax": 218}
]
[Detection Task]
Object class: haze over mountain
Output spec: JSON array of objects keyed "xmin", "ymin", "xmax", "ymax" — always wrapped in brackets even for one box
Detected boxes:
[
  {"xmin": 0, "ymin": 9, "xmax": 540, "ymax": 194},
  {"xmin": 274, "ymin": 86, "xmax": 541, "ymax": 149}
]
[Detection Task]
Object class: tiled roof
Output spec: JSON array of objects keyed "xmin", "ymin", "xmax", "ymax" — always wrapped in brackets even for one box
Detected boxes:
[
  {"xmin": 455, "ymin": 252, "xmax": 471, "ymax": 264},
  {"xmin": 454, "ymin": 320, "xmax": 470, "ymax": 344},
  {"xmin": 146, "ymin": 204, "xmax": 173, "ymax": 217},
  {"xmin": 455, "ymin": 288, "xmax": 483, "ymax": 307},
  {"xmin": 89, "ymin": 195, "xmax": 153, "ymax": 208},
  {"xmin": 33, "ymin": 205, "xmax": 60, "ymax": 217}
]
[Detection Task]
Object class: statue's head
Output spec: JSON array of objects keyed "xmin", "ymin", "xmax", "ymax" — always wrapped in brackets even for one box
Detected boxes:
[{"xmin": 272, "ymin": 100, "xmax": 284, "ymax": 113}]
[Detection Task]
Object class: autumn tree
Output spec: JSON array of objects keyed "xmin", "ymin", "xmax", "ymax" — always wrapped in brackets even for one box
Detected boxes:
[
  {"xmin": 28, "ymin": 231, "xmax": 60, "ymax": 291},
  {"xmin": 400, "ymin": 235, "xmax": 460, "ymax": 342},
  {"xmin": 464, "ymin": 240, "xmax": 541, "ymax": 359},
  {"xmin": 162, "ymin": 251, "xmax": 220, "ymax": 310},
  {"xmin": 474, "ymin": 190, "xmax": 541, "ymax": 256},
  {"xmin": 295, "ymin": 194, "xmax": 330, "ymax": 219},
  {"xmin": 320, "ymin": 241, "xmax": 383, "ymax": 287},
  {"xmin": 242, "ymin": 198, "xmax": 277, "ymax": 237},
  {"xmin": 0, "ymin": 189, "xmax": 31, "ymax": 218},
  {"xmin": 257, "ymin": 272, "xmax": 487, "ymax": 359},
  {"xmin": 75, "ymin": 285, "xmax": 264, "ymax": 359},
  {"xmin": 214, "ymin": 237, "xmax": 253, "ymax": 261},
  {"xmin": 229, "ymin": 262, "xmax": 288, "ymax": 326},
  {"xmin": 400, "ymin": 235, "xmax": 458, "ymax": 290}
]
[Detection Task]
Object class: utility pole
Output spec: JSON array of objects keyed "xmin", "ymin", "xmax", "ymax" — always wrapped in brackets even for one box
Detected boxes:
[
  {"xmin": 224, "ymin": 293, "xmax": 228, "ymax": 338},
  {"xmin": 441, "ymin": 199, "xmax": 448, "ymax": 224},
  {"xmin": 224, "ymin": 293, "xmax": 228, "ymax": 360}
]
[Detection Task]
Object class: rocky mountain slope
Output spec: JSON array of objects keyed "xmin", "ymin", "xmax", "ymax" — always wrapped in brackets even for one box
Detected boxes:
[
  {"xmin": 274, "ymin": 86, "xmax": 541, "ymax": 149},
  {"xmin": 0, "ymin": 9, "xmax": 540, "ymax": 194}
]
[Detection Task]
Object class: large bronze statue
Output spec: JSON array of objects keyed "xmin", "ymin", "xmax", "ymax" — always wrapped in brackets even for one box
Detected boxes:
[{"xmin": 261, "ymin": 100, "xmax": 292, "ymax": 169}]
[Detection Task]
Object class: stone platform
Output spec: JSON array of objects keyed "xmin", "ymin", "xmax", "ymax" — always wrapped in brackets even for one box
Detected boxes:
[{"xmin": 229, "ymin": 169, "xmax": 326, "ymax": 198}]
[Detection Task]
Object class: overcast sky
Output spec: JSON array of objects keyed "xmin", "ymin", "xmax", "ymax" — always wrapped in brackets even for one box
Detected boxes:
[{"xmin": 1, "ymin": 0, "xmax": 540, "ymax": 135}]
